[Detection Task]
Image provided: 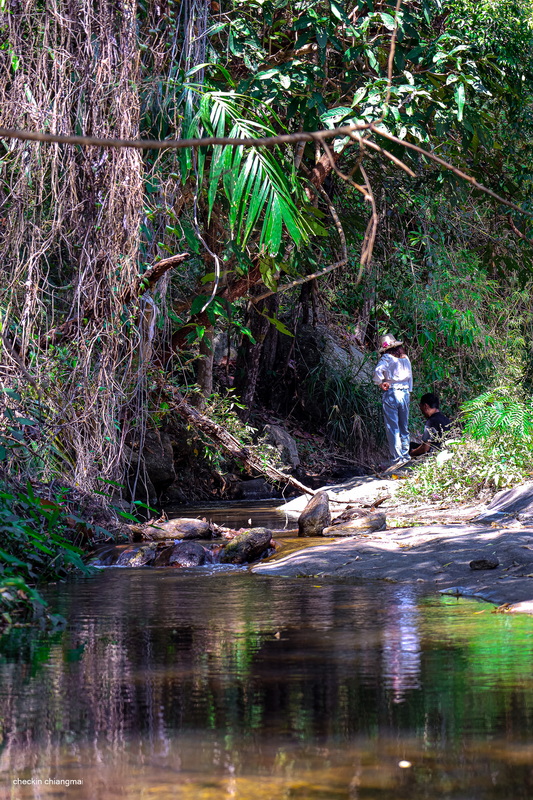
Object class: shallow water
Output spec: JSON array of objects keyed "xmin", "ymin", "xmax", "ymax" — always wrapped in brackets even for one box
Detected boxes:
[
  {"xmin": 165, "ymin": 499, "xmax": 296, "ymax": 530},
  {"xmin": 2, "ymin": 568, "xmax": 533, "ymax": 798}
]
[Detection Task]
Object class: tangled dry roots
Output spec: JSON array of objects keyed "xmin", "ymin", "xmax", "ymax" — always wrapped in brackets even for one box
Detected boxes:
[{"xmin": 0, "ymin": 0, "xmax": 145, "ymax": 491}]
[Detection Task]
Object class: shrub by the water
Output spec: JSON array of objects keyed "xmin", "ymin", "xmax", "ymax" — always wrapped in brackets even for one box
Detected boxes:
[
  {"xmin": 0, "ymin": 480, "xmax": 92, "ymax": 630},
  {"xmin": 400, "ymin": 388, "xmax": 533, "ymax": 503}
]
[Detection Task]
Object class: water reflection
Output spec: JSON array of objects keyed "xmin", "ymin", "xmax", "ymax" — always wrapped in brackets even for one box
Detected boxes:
[
  {"xmin": 382, "ymin": 586, "xmax": 421, "ymax": 703},
  {"xmin": 1, "ymin": 571, "xmax": 533, "ymax": 798}
]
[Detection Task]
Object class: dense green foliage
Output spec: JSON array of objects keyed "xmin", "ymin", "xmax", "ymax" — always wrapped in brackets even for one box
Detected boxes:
[
  {"xmin": 401, "ymin": 388, "xmax": 533, "ymax": 501},
  {"xmin": 0, "ymin": 482, "xmax": 90, "ymax": 628}
]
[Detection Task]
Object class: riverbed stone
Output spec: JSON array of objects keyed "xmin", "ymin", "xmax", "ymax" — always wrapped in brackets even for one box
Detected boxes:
[
  {"xmin": 298, "ymin": 491, "xmax": 331, "ymax": 537},
  {"xmin": 169, "ymin": 542, "xmax": 211, "ymax": 567},
  {"xmin": 91, "ymin": 545, "xmax": 120, "ymax": 566},
  {"xmin": 476, "ymin": 481, "xmax": 533, "ymax": 523},
  {"xmin": 323, "ymin": 511, "xmax": 386, "ymax": 536},
  {"xmin": 142, "ymin": 518, "xmax": 212, "ymax": 541},
  {"xmin": 470, "ymin": 557, "xmax": 499, "ymax": 570},
  {"xmin": 220, "ymin": 528, "xmax": 273, "ymax": 564},
  {"xmin": 153, "ymin": 544, "xmax": 174, "ymax": 566},
  {"xmin": 278, "ymin": 476, "xmax": 400, "ymax": 518},
  {"xmin": 116, "ymin": 543, "xmax": 158, "ymax": 567}
]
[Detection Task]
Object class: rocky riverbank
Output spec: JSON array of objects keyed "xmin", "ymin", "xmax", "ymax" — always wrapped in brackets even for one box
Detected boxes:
[
  {"xmin": 251, "ymin": 478, "xmax": 533, "ymax": 614},
  {"xmin": 100, "ymin": 474, "xmax": 533, "ymax": 614}
]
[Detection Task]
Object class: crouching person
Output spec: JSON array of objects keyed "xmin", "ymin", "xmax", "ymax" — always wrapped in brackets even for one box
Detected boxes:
[{"xmin": 410, "ymin": 393, "xmax": 451, "ymax": 457}]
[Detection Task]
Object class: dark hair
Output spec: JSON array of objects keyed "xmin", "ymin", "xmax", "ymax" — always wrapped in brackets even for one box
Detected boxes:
[
  {"xmin": 420, "ymin": 392, "xmax": 439, "ymax": 409},
  {"xmin": 388, "ymin": 344, "xmax": 407, "ymax": 358}
]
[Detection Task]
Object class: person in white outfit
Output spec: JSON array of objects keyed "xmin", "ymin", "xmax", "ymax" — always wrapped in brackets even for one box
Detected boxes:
[{"xmin": 373, "ymin": 335, "xmax": 413, "ymax": 465}]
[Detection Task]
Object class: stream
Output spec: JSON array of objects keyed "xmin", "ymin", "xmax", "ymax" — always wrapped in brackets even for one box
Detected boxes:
[{"xmin": 2, "ymin": 502, "xmax": 533, "ymax": 798}]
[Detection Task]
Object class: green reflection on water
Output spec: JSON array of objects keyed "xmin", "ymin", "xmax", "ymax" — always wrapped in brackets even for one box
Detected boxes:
[{"xmin": 0, "ymin": 572, "xmax": 533, "ymax": 799}]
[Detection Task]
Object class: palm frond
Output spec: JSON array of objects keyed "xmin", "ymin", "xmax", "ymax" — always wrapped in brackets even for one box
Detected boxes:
[
  {"xmin": 462, "ymin": 388, "xmax": 533, "ymax": 442},
  {"xmin": 182, "ymin": 89, "xmax": 326, "ymax": 255}
]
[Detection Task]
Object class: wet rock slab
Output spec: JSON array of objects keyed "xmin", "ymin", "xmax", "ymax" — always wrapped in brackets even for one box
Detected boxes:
[
  {"xmin": 252, "ymin": 524, "xmax": 533, "ymax": 610},
  {"xmin": 323, "ymin": 510, "xmax": 386, "ymax": 536}
]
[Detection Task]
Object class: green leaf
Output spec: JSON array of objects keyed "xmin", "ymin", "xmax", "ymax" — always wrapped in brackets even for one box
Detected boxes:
[
  {"xmin": 455, "ymin": 82, "xmax": 466, "ymax": 121},
  {"xmin": 2, "ymin": 389, "xmax": 21, "ymax": 400},
  {"xmin": 0, "ymin": 549, "xmax": 26, "ymax": 567},
  {"xmin": 330, "ymin": 0, "xmax": 351, "ymax": 24},
  {"xmin": 190, "ymin": 295, "xmax": 210, "ymax": 315},
  {"xmin": 379, "ymin": 12, "xmax": 396, "ymax": 30},
  {"xmin": 316, "ymin": 28, "xmax": 328, "ymax": 49},
  {"xmin": 261, "ymin": 313, "xmax": 294, "ymax": 337}
]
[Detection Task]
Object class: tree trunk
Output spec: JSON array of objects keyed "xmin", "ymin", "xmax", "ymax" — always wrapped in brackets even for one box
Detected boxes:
[{"xmin": 234, "ymin": 292, "xmax": 271, "ymax": 421}]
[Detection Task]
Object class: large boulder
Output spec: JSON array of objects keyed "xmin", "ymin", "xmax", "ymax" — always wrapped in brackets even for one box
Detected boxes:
[
  {"xmin": 298, "ymin": 491, "xmax": 331, "ymax": 537},
  {"xmin": 263, "ymin": 424, "xmax": 300, "ymax": 469},
  {"xmin": 294, "ymin": 324, "xmax": 373, "ymax": 382},
  {"xmin": 220, "ymin": 528, "xmax": 273, "ymax": 564},
  {"xmin": 140, "ymin": 517, "xmax": 212, "ymax": 541},
  {"xmin": 168, "ymin": 542, "xmax": 211, "ymax": 567}
]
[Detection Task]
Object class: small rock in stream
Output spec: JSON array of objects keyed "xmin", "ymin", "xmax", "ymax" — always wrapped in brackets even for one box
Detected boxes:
[
  {"xmin": 168, "ymin": 541, "xmax": 212, "ymax": 567},
  {"xmin": 153, "ymin": 545, "xmax": 175, "ymax": 567},
  {"xmin": 220, "ymin": 528, "xmax": 273, "ymax": 564},
  {"xmin": 116, "ymin": 544, "xmax": 158, "ymax": 567}
]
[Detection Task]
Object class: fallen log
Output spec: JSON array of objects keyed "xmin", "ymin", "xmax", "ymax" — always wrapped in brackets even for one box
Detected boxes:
[{"xmin": 158, "ymin": 380, "xmax": 316, "ymax": 497}]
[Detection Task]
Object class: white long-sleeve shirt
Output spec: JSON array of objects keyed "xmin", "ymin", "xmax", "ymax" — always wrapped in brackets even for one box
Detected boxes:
[{"xmin": 373, "ymin": 353, "xmax": 413, "ymax": 391}]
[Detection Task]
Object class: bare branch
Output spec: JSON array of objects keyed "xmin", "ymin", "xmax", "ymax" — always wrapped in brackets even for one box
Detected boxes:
[
  {"xmin": 0, "ymin": 117, "xmax": 529, "ymax": 220},
  {"xmin": 350, "ymin": 130, "xmax": 416, "ymax": 177},
  {"xmin": 382, "ymin": 0, "xmax": 403, "ymax": 115},
  {"xmin": 252, "ymin": 259, "xmax": 348, "ymax": 304},
  {"xmin": 132, "ymin": 252, "xmax": 190, "ymax": 299},
  {"xmin": 0, "ymin": 123, "xmax": 371, "ymax": 151},
  {"xmin": 370, "ymin": 124, "xmax": 528, "ymax": 216}
]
